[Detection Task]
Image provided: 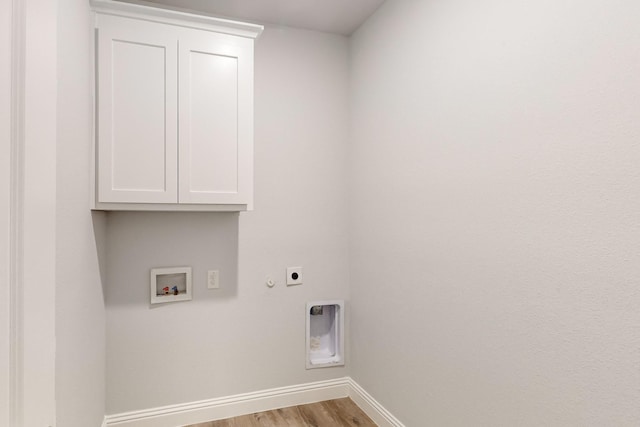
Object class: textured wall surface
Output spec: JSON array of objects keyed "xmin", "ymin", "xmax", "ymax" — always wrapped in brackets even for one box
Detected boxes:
[
  {"xmin": 105, "ymin": 26, "xmax": 351, "ymax": 414},
  {"xmin": 349, "ymin": 0, "xmax": 640, "ymax": 425}
]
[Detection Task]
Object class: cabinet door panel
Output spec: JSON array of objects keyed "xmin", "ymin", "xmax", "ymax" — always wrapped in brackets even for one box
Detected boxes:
[
  {"xmin": 97, "ymin": 15, "xmax": 178, "ymax": 203},
  {"xmin": 179, "ymin": 32, "xmax": 253, "ymax": 204},
  {"xmin": 188, "ymin": 51, "xmax": 238, "ymax": 193}
]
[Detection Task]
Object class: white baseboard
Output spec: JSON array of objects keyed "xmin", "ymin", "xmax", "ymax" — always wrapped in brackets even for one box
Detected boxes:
[
  {"xmin": 346, "ymin": 378, "xmax": 405, "ymax": 427},
  {"xmin": 104, "ymin": 377, "xmax": 404, "ymax": 427}
]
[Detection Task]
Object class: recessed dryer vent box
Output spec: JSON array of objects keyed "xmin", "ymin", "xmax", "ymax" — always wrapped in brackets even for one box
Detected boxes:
[{"xmin": 306, "ymin": 300, "xmax": 344, "ymax": 369}]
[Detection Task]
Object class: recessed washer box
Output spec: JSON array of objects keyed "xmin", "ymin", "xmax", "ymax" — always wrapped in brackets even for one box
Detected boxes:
[{"xmin": 306, "ymin": 300, "xmax": 344, "ymax": 369}]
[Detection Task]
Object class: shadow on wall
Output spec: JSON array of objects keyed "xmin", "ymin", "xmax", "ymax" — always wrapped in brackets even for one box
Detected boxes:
[
  {"xmin": 92, "ymin": 210, "xmax": 108, "ymax": 300},
  {"xmin": 95, "ymin": 211, "xmax": 240, "ymax": 307}
]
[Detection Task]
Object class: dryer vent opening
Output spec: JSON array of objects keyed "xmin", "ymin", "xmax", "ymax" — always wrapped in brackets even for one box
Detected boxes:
[{"xmin": 306, "ymin": 300, "xmax": 344, "ymax": 369}]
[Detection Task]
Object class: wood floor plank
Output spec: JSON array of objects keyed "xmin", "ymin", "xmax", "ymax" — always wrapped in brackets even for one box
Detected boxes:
[
  {"xmin": 183, "ymin": 398, "xmax": 377, "ymax": 427},
  {"xmin": 314, "ymin": 400, "xmax": 345, "ymax": 425},
  {"xmin": 251, "ymin": 409, "xmax": 281, "ymax": 427},
  {"xmin": 325, "ymin": 397, "xmax": 377, "ymax": 426},
  {"xmin": 274, "ymin": 405, "xmax": 308, "ymax": 426},
  {"xmin": 321, "ymin": 400, "xmax": 351, "ymax": 425},
  {"xmin": 229, "ymin": 413, "xmax": 262, "ymax": 427},
  {"xmin": 297, "ymin": 401, "xmax": 329, "ymax": 427}
]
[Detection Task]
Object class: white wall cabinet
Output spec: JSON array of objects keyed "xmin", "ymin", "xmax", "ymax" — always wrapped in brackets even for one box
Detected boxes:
[{"xmin": 92, "ymin": 1, "xmax": 262, "ymax": 211}]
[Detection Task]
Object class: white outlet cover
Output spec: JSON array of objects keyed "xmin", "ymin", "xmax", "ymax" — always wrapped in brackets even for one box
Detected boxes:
[
  {"xmin": 207, "ymin": 270, "xmax": 219, "ymax": 289},
  {"xmin": 286, "ymin": 267, "xmax": 303, "ymax": 286}
]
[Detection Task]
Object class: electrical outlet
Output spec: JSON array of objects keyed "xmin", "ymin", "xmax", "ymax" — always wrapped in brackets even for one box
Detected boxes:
[
  {"xmin": 286, "ymin": 266, "xmax": 303, "ymax": 286},
  {"xmin": 207, "ymin": 270, "xmax": 219, "ymax": 289}
]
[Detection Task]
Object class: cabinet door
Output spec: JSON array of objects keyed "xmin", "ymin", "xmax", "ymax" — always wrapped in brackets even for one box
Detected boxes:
[
  {"xmin": 97, "ymin": 15, "xmax": 178, "ymax": 203},
  {"xmin": 178, "ymin": 31, "xmax": 253, "ymax": 205}
]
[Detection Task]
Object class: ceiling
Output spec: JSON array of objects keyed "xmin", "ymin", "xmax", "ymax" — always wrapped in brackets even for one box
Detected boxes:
[{"xmin": 117, "ymin": 0, "xmax": 386, "ymax": 35}]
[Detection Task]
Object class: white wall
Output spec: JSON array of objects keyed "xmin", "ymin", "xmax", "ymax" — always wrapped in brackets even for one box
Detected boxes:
[
  {"xmin": 0, "ymin": 1, "xmax": 11, "ymax": 423},
  {"xmin": 21, "ymin": 0, "xmax": 58, "ymax": 424},
  {"xmin": 105, "ymin": 25, "xmax": 350, "ymax": 414},
  {"xmin": 56, "ymin": 0, "xmax": 107, "ymax": 425},
  {"xmin": 349, "ymin": 0, "xmax": 640, "ymax": 425},
  {"xmin": 1, "ymin": 1, "xmax": 60, "ymax": 424}
]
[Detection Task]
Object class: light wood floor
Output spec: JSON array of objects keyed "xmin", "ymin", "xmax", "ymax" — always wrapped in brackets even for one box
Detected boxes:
[{"xmin": 184, "ymin": 398, "xmax": 378, "ymax": 427}]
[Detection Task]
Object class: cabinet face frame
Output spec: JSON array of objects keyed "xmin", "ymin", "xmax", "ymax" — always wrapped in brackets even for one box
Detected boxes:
[{"xmin": 91, "ymin": 1, "xmax": 262, "ymax": 211}]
